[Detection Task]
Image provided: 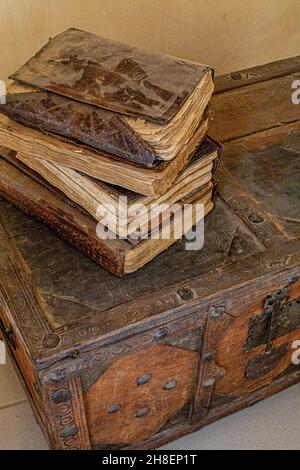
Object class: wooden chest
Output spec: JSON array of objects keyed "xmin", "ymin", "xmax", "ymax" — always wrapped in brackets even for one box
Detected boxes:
[{"xmin": 0, "ymin": 57, "xmax": 300, "ymax": 450}]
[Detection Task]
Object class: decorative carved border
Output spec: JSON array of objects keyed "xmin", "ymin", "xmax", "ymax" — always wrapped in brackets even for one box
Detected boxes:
[
  {"xmin": 44, "ymin": 377, "xmax": 91, "ymax": 450},
  {"xmin": 57, "ymin": 291, "xmax": 180, "ymax": 349},
  {"xmin": 0, "ymin": 221, "xmax": 50, "ymax": 357},
  {"xmin": 41, "ymin": 310, "xmax": 206, "ymax": 384}
]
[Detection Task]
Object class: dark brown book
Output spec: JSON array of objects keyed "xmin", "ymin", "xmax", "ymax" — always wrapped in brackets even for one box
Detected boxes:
[
  {"xmin": 4, "ymin": 28, "xmax": 214, "ymax": 167},
  {"xmin": 0, "ymin": 91, "xmax": 157, "ymax": 167},
  {"xmin": 0, "ymin": 109, "xmax": 208, "ymax": 196},
  {"xmin": 10, "ymin": 28, "xmax": 211, "ymax": 123}
]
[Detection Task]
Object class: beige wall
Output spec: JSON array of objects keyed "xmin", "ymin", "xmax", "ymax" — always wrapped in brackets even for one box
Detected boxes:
[{"xmin": 1, "ymin": 0, "xmax": 300, "ymax": 81}]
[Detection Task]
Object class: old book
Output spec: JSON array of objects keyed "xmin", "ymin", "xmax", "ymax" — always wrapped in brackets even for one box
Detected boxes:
[
  {"xmin": 6, "ymin": 28, "xmax": 214, "ymax": 167},
  {"xmin": 15, "ymin": 137, "xmax": 220, "ymax": 238},
  {"xmin": 0, "ymin": 147, "xmax": 213, "ymax": 275},
  {"xmin": 0, "ymin": 112, "xmax": 208, "ymax": 196}
]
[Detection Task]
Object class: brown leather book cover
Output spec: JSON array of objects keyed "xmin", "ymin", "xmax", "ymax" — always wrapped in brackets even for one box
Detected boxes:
[
  {"xmin": 4, "ymin": 28, "xmax": 214, "ymax": 168},
  {"xmin": 0, "ymin": 92, "xmax": 156, "ymax": 167},
  {"xmin": 10, "ymin": 28, "xmax": 211, "ymax": 124},
  {"xmin": 0, "ymin": 110, "xmax": 209, "ymax": 195}
]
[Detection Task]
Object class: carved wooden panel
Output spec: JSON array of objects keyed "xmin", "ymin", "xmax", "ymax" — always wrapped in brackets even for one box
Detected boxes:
[
  {"xmin": 83, "ymin": 337, "xmax": 199, "ymax": 447},
  {"xmin": 44, "ymin": 377, "xmax": 91, "ymax": 450}
]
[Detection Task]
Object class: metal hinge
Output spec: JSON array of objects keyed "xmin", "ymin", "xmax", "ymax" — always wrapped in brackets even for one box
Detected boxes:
[
  {"xmin": 244, "ymin": 280, "xmax": 300, "ymax": 352},
  {"xmin": 264, "ymin": 287, "xmax": 289, "ymax": 351}
]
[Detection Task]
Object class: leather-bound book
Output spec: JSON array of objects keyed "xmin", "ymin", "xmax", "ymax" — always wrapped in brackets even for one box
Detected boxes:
[
  {"xmin": 15, "ymin": 137, "xmax": 220, "ymax": 239},
  {"xmin": 0, "ymin": 108, "xmax": 208, "ymax": 196},
  {"xmin": 0, "ymin": 28, "xmax": 213, "ymax": 170},
  {"xmin": 0, "ymin": 138, "xmax": 222, "ymax": 276}
]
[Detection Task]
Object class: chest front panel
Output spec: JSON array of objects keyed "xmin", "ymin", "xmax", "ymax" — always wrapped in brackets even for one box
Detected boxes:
[
  {"xmin": 206, "ymin": 278, "xmax": 300, "ymax": 416},
  {"xmin": 40, "ymin": 271, "xmax": 300, "ymax": 450},
  {"xmin": 80, "ymin": 326, "xmax": 203, "ymax": 448}
]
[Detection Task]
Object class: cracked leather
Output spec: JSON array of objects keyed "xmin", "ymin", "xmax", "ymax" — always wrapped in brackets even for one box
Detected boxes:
[
  {"xmin": 0, "ymin": 92, "xmax": 156, "ymax": 167},
  {"xmin": 9, "ymin": 28, "xmax": 210, "ymax": 124}
]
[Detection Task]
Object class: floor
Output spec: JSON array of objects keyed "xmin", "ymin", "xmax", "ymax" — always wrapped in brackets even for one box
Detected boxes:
[{"xmin": 0, "ymin": 350, "xmax": 299, "ymax": 450}]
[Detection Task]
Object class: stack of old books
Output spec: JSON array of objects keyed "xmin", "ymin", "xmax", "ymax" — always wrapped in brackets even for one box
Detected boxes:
[{"xmin": 0, "ymin": 28, "xmax": 222, "ymax": 276}]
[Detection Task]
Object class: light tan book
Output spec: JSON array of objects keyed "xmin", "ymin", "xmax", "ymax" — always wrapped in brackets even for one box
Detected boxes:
[
  {"xmin": 0, "ymin": 147, "xmax": 213, "ymax": 276},
  {"xmin": 16, "ymin": 138, "xmax": 218, "ymax": 238}
]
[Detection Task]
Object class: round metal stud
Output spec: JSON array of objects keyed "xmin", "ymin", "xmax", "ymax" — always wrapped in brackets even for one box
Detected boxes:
[
  {"xmin": 154, "ymin": 328, "xmax": 168, "ymax": 341},
  {"xmin": 136, "ymin": 373, "xmax": 152, "ymax": 386},
  {"xmin": 177, "ymin": 287, "xmax": 194, "ymax": 301},
  {"xmin": 51, "ymin": 389, "xmax": 71, "ymax": 404},
  {"xmin": 108, "ymin": 404, "xmax": 121, "ymax": 413},
  {"xmin": 135, "ymin": 407, "xmax": 150, "ymax": 418},
  {"xmin": 42, "ymin": 333, "xmax": 60, "ymax": 349},
  {"xmin": 248, "ymin": 213, "xmax": 264, "ymax": 224},
  {"xmin": 163, "ymin": 380, "xmax": 177, "ymax": 390}
]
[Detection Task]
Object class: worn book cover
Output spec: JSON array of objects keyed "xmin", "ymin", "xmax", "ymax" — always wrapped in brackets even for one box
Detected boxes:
[{"xmin": 0, "ymin": 28, "xmax": 214, "ymax": 167}]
